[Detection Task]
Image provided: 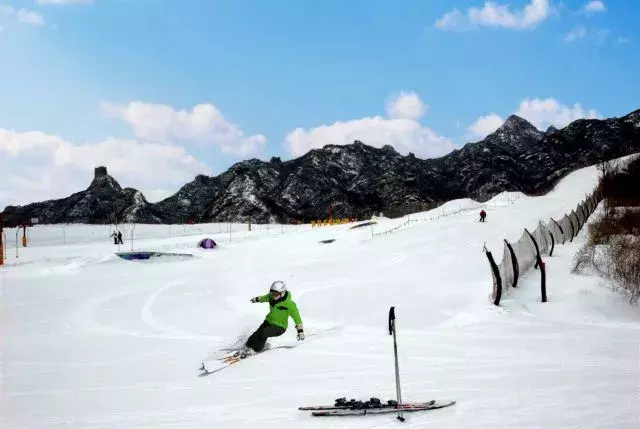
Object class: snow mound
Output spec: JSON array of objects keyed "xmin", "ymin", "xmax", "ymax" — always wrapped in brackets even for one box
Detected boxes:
[
  {"xmin": 486, "ymin": 191, "xmax": 528, "ymax": 207},
  {"xmin": 429, "ymin": 198, "xmax": 480, "ymax": 216}
]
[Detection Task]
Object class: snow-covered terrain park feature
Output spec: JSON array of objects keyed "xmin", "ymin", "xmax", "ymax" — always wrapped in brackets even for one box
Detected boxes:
[{"xmin": 2, "ymin": 161, "xmax": 639, "ymax": 428}]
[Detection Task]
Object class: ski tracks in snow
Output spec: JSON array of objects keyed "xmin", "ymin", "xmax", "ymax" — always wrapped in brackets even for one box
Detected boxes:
[{"xmin": 73, "ymin": 279, "xmax": 220, "ymax": 341}]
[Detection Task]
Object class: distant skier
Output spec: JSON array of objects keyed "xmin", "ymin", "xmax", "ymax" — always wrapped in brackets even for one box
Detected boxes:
[
  {"xmin": 479, "ymin": 209, "xmax": 487, "ymax": 222},
  {"xmin": 117, "ymin": 230, "xmax": 124, "ymax": 244},
  {"xmin": 110, "ymin": 231, "xmax": 118, "ymax": 244},
  {"xmin": 243, "ymin": 280, "xmax": 304, "ymax": 356}
]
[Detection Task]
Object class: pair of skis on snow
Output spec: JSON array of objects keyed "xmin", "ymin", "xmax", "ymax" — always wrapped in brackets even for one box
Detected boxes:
[
  {"xmin": 298, "ymin": 309, "xmax": 456, "ymax": 418},
  {"xmin": 299, "ymin": 398, "xmax": 456, "ymax": 417},
  {"xmin": 198, "ymin": 327, "xmax": 339, "ymax": 376},
  {"xmin": 198, "ymin": 344, "xmax": 296, "ymax": 375},
  {"xmin": 304, "ymin": 307, "xmax": 454, "ymax": 420}
]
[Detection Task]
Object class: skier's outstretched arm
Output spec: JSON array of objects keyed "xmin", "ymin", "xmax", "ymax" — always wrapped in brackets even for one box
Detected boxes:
[
  {"xmin": 289, "ymin": 302, "xmax": 304, "ymax": 340},
  {"xmin": 250, "ymin": 294, "xmax": 270, "ymax": 303}
]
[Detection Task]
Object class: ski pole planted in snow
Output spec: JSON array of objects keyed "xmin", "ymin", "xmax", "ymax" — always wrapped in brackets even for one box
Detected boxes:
[{"xmin": 388, "ymin": 306, "xmax": 405, "ymax": 422}]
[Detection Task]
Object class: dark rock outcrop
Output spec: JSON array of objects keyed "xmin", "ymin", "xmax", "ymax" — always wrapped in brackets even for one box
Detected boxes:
[{"xmin": 1, "ymin": 167, "xmax": 164, "ymax": 226}]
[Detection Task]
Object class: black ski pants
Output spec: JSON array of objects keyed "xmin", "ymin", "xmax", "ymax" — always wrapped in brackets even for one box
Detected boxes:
[{"xmin": 246, "ymin": 320, "xmax": 286, "ymax": 352}]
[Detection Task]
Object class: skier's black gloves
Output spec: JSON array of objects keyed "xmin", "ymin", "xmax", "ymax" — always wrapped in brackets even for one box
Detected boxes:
[{"xmin": 250, "ymin": 297, "xmax": 260, "ymax": 303}]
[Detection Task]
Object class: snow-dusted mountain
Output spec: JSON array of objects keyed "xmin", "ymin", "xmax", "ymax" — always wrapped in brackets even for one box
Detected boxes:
[
  {"xmin": 2, "ymin": 167, "xmax": 164, "ymax": 226},
  {"xmin": 156, "ymin": 109, "xmax": 640, "ymax": 223},
  {"xmin": 3, "ymin": 109, "xmax": 640, "ymax": 225}
]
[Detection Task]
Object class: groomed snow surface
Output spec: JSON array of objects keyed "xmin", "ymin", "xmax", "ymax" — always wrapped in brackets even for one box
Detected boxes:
[{"xmin": 2, "ymin": 161, "xmax": 639, "ymax": 428}]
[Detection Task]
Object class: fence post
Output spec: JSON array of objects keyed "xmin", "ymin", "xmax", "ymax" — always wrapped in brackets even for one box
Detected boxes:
[
  {"xmin": 131, "ymin": 224, "xmax": 136, "ymax": 251},
  {"xmin": 15, "ymin": 228, "xmax": 20, "ymax": 258},
  {"xmin": 484, "ymin": 245, "xmax": 502, "ymax": 306},
  {"xmin": 526, "ymin": 229, "xmax": 547, "ymax": 303},
  {"xmin": 551, "ymin": 218, "xmax": 564, "ymax": 244},
  {"xmin": 577, "ymin": 209, "xmax": 584, "ymax": 231},
  {"xmin": 504, "ymin": 239, "xmax": 519, "ymax": 288},
  {"xmin": 525, "ymin": 228, "xmax": 541, "ymax": 269},
  {"xmin": 568, "ymin": 216, "xmax": 576, "ymax": 242},
  {"xmin": 540, "ymin": 260, "xmax": 547, "ymax": 302}
]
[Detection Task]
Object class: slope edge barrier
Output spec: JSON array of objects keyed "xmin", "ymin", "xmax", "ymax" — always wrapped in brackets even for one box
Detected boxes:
[{"xmin": 485, "ymin": 189, "xmax": 602, "ymax": 306}]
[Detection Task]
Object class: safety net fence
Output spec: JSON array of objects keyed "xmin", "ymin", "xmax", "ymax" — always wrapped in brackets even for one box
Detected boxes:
[{"xmin": 484, "ymin": 189, "xmax": 602, "ymax": 306}]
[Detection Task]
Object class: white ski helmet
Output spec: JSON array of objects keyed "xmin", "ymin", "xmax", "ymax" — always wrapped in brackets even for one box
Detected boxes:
[{"xmin": 270, "ymin": 280, "xmax": 286, "ymax": 295}]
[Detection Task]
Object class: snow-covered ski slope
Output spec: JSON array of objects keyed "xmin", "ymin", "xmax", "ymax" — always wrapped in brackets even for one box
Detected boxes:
[{"xmin": 2, "ymin": 160, "xmax": 639, "ymax": 428}]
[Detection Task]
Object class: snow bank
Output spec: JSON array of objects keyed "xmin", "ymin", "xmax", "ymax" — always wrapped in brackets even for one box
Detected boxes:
[{"xmin": 486, "ymin": 191, "xmax": 528, "ymax": 207}]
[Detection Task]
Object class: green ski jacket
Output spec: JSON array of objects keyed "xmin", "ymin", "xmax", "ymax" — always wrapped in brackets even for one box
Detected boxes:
[{"xmin": 257, "ymin": 291, "xmax": 303, "ymax": 330}]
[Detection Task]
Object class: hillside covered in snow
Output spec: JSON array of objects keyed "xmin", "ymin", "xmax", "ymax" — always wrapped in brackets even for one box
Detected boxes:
[{"xmin": 2, "ymin": 159, "xmax": 638, "ymax": 428}]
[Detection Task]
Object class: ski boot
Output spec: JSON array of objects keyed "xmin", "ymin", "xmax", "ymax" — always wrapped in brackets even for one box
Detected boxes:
[{"xmin": 235, "ymin": 346, "xmax": 258, "ymax": 359}]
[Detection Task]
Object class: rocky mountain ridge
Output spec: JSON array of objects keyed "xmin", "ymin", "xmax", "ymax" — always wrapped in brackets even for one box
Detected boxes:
[{"xmin": 2, "ymin": 109, "xmax": 639, "ymax": 226}]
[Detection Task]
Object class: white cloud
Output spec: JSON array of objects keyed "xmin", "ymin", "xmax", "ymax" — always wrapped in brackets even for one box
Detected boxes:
[
  {"xmin": 436, "ymin": 0, "xmax": 551, "ymax": 31},
  {"xmin": 285, "ymin": 118, "xmax": 456, "ymax": 159},
  {"xmin": 515, "ymin": 98, "xmax": 600, "ymax": 130},
  {"xmin": 0, "ymin": 6, "xmax": 45, "ymax": 26},
  {"xmin": 615, "ymin": 36, "xmax": 630, "ymax": 45},
  {"xmin": 564, "ymin": 25, "xmax": 587, "ymax": 42},
  {"xmin": 435, "ymin": 9, "xmax": 470, "ymax": 31},
  {"xmin": 386, "ymin": 91, "xmax": 428, "ymax": 120},
  {"xmin": 8, "ymin": 173, "xmax": 51, "ymax": 193},
  {"xmin": 584, "ymin": 1, "xmax": 606, "ymax": 13},
  {"xmin": 563, "ymin": 26, "xmax": 618, "ymax": 46},
  {"xmin": 1, "ymin": 167, "xmax": 80, "ymax": 207},
  {"xmin": 16, "ymin": 9, "xmax": 45, "ymax": 26},
  {"xmin": 0, "ymin": 129, "xmax": 65, "ymax": 155},
  {"xmin": 0, "ymin": 129, "xmax": 211, "ymax": 208},
  {"xmin": 140, "ymin": 188, "xmax": 175, "ymax": 203},
  {"xmin": 101, "ymin": 101, "xmax": 267, "ymax": 156},
  {"xmin": 467, "ymin": 114, "xmax": 505, "ymax": 139},
  {"xmin": 55, "ymin": 137, "xmax": 211, "ymax": 183},
  {"xmin": 284, "ymin": 93, "xmax": 456, "ymax": 159}
]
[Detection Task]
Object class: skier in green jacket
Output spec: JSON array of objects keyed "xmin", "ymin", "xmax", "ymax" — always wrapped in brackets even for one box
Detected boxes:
[{"xmin": 243, "ymin": 280, "xmax": 304, "ymax": 355}]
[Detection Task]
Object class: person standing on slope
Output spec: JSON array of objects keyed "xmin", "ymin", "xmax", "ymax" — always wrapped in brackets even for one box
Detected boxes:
[
  {"xmin": 243, "ymin": 280, "xmax": 304, "ymax": 356},
  {"xmin": 479, "ymin": 209, "xmax": 487, "ymax": 222}
]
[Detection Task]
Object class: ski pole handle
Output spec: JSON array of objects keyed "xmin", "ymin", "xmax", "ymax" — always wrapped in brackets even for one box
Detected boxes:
[{"xmin": 388, "ymin": 306, "xmax": 395, "ymax": 335}]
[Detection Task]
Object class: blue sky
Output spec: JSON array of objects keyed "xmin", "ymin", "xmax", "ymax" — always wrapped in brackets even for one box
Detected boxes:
[{"xmin": 0, "ymin": 0, "xmax": 638, "ymax": 207}]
